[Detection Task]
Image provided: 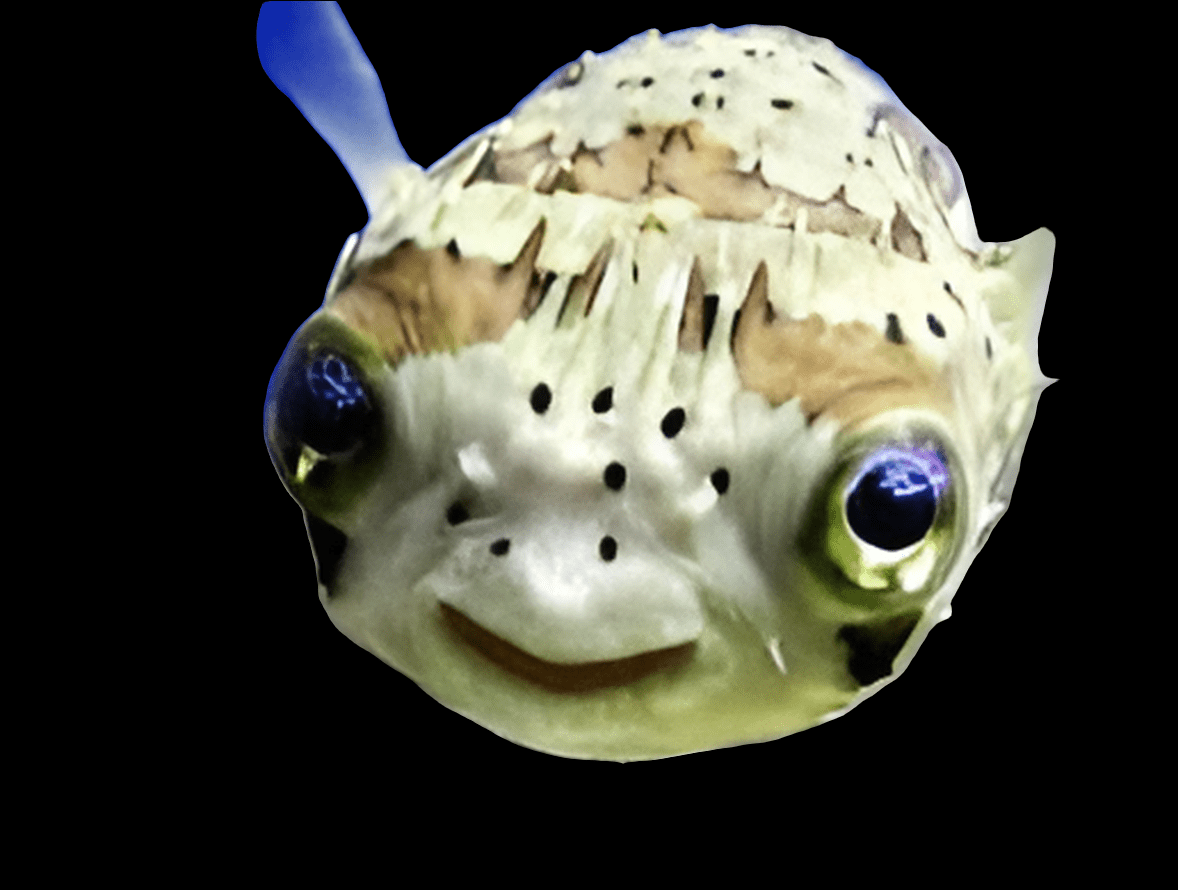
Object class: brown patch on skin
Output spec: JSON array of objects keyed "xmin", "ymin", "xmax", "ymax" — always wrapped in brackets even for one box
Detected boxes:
[
  {"xmin": 480, "ymin": 123, "xmax": 885, "ymax": 236},
  {"xmin": 890, "ymin": 205, "xmax": 927, "ymax": 262},
  {"xmin": 677, "ymin": 257, "xmax": 708, "ymax": 352},
  {"xmin": 326, "ymin": 219, "xmax": 546, "ymax": 365},
  {"xmin": 732, "ymin": 262, "xmax": 946, "ymax": 425},
  {"xmin": 805, "ymin": 185, "xmax": 881, "ymax": 241},
  {"xmin": 571, "ymin": 121, "xmax": 776, "ymax": 220}
]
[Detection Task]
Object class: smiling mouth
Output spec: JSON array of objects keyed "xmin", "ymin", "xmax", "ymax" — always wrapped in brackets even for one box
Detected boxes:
[{"xmin": 440, "ymin": 604, "xmax": 695, "ymax": 693}]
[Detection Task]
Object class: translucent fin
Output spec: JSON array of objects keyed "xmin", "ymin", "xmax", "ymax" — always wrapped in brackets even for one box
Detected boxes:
[{"xmin": 256, "ymin": 1, "xmax": 417, "ymax": 217}]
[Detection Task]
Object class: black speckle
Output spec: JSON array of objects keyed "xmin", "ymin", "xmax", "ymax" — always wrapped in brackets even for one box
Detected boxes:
[
  {"xmin": 641, "ymin": 76, "xmax": 654, "ymax": 87},
  {"xmin": 604, "ymin": 462, "xmax": 627, "ymax": 490},
  {"xmin": 592, "ymin": 387, "xmax": 614, "ymax": 414},
  {"xmin": 632, "ymin": 262, "xmax": 639, "ymax": 283},
  {"xmin": 530, "ymin": 383, "xmax": 552, "ymax": 414},
  {"xmin": 744, "ymin": 48, "xmax": 756, "ymax": 57},
  {"xmin": 865, "ymin": 158, "xmax": 873, "ymax": 167},
  {"xmin": 627, "ymin": 124, "xmax": 645, "ymax": 136},
  {"xmin": 692, "ymin": 92, "xmax": 704, "ymax": 107},
  {"xmin": 927, "ymin": 313, "xmax": 946, "ymax": 338},
  {"xmin": 885, "ymin": 313, "xmax": 904, "ymax": 345},
  {"xmin": 616, "ymin": 79, "xmax": 628, "ymax": 89},
  {"xmin": 812, "ymin": 61, "xmax": 831, "ymax": 76},
  {"xmin": 445, "ymin": 238, "xmax": 460, "ymax": 259},
  {"xmin": 710, "ymin": 468, "xmax": 730, "ymax": 494},
  {"xmin": 710, "ymin": 68, "xmax": 725, "ymax": 78},
  {"xmin": 716, "ymin": 96, "xmax": 725, "ymax": 109},
  {"xmin": 701, "ymin": 294, "xmax": 719, "ymax": 349},
  {"xmin": 599, "ymin": 536, "xmax": 618, "ymax": 561},
  {"xmin": 490, "ymin": 538, "xmax": 510, "ymax": 556},
  {"xmin": 985, "ymin": 337, "xmax": 993, "ymax": 360},
  {"xmin": 446, "ymin": 502, "xmax": 470, "ymax": 525},
  {"xmin": 305, "ymin": 512, "xmax": 348, "ymax": 593},
  {"xmin": 661, "ymin": 407, "xmax": 686, "ymax": 438},
  {"xmin": 846, "ymin": 153, "xmax": 854, "ymax": 163},
  {"xmin": 770, "ymin": 98, "xmax": 793, "ymax": 109}
]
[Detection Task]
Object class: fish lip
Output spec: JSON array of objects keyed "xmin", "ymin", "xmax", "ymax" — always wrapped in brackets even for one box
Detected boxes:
[{"xmin": 440, "ymin": 603, "xmax": 696, "ymax": 693}]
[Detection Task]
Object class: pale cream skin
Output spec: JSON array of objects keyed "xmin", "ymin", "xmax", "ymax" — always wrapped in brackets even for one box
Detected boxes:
[{"xmin": 260, "ymin": 7, "xmax": 1053, "ymax": 760}]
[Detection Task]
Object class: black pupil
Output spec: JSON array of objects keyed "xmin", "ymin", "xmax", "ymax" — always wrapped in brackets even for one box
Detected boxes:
[
  {"xmin": 845, "ymin": 457, "xmax": 938, "ymax": 550},
  {"xmin": 302, "ymin": 354, "xmax": 372, "ymax": 453}
]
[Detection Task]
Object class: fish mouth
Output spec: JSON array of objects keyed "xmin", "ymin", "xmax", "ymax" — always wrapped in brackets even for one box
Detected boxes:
[{"xmin": 440, "ymin": 603, "xmax": 695, "ymax": 693}]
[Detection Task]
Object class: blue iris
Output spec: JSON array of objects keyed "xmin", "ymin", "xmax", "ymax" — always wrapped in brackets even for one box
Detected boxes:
[
  {"xmin": 297, "ymin": 353, "xmax": 374, "ymax": 454},
  {"xmin": 845, "ymin": 453, "xmax": 943, "ymax": 550}
]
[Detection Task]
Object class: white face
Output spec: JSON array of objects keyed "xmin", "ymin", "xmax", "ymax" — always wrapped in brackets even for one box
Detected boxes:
[{"xmin": 259, "ymin": 10, "xmax": 1055, "ymax": 760}]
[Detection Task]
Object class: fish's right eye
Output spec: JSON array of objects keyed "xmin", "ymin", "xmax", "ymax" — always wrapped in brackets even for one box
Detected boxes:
[
  {"xmin": 263, "ymin": 313, "xmax": 389, "ymax": 518},
  {"xmin": 294, "ymin": 352, "xmax": 376, "ymax": 454}
]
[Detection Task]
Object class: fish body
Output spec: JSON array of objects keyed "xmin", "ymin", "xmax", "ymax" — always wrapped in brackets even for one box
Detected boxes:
[{"xmin": 259, "ymin": 4, "xmax": 1053, "ymax": 760}]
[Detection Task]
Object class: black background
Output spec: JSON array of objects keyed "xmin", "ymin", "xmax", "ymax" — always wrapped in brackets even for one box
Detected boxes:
[{"xmin": 200, "ymin": 3, "xmax": 1083, "ymax": 812}]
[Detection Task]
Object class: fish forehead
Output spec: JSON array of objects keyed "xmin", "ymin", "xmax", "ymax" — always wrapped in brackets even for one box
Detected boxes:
[{"xmin": 331, "ymin": 25, "xmax": 1016, "ymax": 445}]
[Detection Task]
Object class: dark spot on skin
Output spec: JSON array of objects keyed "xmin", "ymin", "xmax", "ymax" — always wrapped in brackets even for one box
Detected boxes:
[
  {"xmin": 885, "ymin": 313, "xmax": 904, "ymax": 344},
  {"xmin": 627, "ymin": 124, "xmax": 645, "ymax": 136},
  {"xmin": 865, "ymin": 158, "xmax": 873, "ymax": 167},
  {"xmin": 771, "ymin": 98, "xmax": 794, "ymax": 109},
  {"xmin": 701, "ymin": 295, "xmax": 719, "ymax": 349},
  {"xmin": 661, "ymin": 407, "xmax": 686, "ymax": 438},
  {"xmin": 592, "ymin": 387, "xmax": 614, "ymax": 413},
  {"xmin": 839, "ymin": 611, "xmax": 922, "ymax": 686},
  {"xmin": 445, "ymin": 238, "xmax": 460, "ymax": 259},
  {"xmin": 604, "ymin": 462, "xmax": 627, "ymax": 490},
  {"xmin": 985, "ymin": 337, "xmax": 993, "ymax": 360},
  {"xmin": 305, "ymin": 511, "xmax": 348, "ymax": 593},
  {"xmin": 927, "ymin": 313, "xmax": 946, "ymax": 337},
  {"xmin": 710, "ymin": 68, "xmax": 725, "ymax": 78},
  {"xmin": 692, "ymin": 92, "xmax": 704, "ymax": 107},
  {"xmin": 846, "ymin": 153, "xmax": 853, "ymax": 163},
  {"xmin": 812, "ymin": 62, "xmax": 831, "ymax": 76},
  {"xmin": 716, "ymin": 96, "xmax": 725, "ymax": 109},
  {"xmin": 744, "ymin": 48, "xmax": 756, "ymax": 57},
  {"xmin": 599, "ymin": 536, "xmax": 618, "ymax": 561},
  {"xmin": 710, "ymin": 468, "xmax": 730, "ymax": 494},
  {"xmin": 942, "ymin": 281, "xmax": 965, "ymax": 312},
  {"xmin": 530, "ymin": 383, "xmax": 552, "ymax": 414},
  {"xmin": 446, "ymin": 502, "xmax": 470, "ymax": 525},
  {"xmin": 632, "ymin": 262, "xmax": 639, "ymax": 282},
  {"xmin": 641, "ymin": 76, "xmax": 654, "ymax": 87},
  {"xmin": 490, "ymin": 538, "xmax": 510, "ymax": 556}
]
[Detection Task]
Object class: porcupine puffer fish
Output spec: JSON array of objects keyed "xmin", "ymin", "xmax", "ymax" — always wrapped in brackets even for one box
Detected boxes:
[{"xmin": 258, "ymin": 2, "xmax": 1054, "ymax": 761}]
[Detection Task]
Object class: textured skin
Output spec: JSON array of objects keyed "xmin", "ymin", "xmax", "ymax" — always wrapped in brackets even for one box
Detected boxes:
[{"xmin": 262, "ymin": 16, "xmax": 1054, "ymax": 760}]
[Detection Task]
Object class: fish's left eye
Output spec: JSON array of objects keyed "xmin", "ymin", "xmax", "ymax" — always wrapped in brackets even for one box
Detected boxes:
[{"xmin": 846, "ymin": 455, "xmax": 941, "ymax": 550}]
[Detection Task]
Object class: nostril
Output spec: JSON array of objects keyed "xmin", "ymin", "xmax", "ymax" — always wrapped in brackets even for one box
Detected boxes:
[
  {"xmin": 446, "ymin": 502, "xmax": 470, "ymax": 525},
  {"xmin": 490, "ymin": 538, "xmax": 511, "ymax": 556}
]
